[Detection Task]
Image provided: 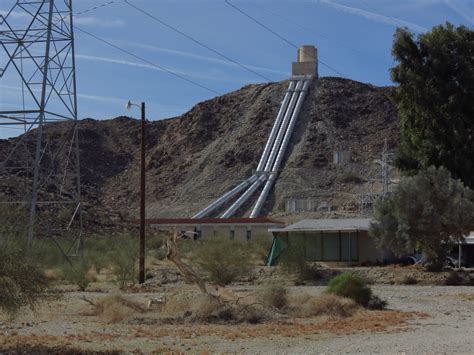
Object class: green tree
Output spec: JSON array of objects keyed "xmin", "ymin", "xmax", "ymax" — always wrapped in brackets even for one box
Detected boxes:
[
  {"xmin": 391, "ymin": 23, "xmax": 474, "ymax": 185},
  {"xmin": 0, "ymin": 243, "xmax": 50, "ymax": 315},
  {"xmin": 370, "ymin": 166, "xmax": 474, "ymax": 270}
]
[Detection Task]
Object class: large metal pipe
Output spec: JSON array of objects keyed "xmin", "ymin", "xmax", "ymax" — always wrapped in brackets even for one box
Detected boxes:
[
  {"xmin": 220, "ymin": 81, "xmax": 304, "ymax": 218},
  {"xmin": 192, "ymin": 175, "xmax": 258, "ymax": 218},
  {"xmin": 256, "ymin": 81, "xmax": 295, "ymax": 172},
  {"xmin": 220, "ymin": 174, "xmax": 266, "ymax": 218},
  {"xmin": 250, "ymin": 79, "xmax": 311, "ymax": 218},
  {"xmin": 263, "ymin": 80, "xmax": 303, "ymax": 172},
  {"xmin": 250, "ymin": 173, "xmax": 276, "ymax": 218}
]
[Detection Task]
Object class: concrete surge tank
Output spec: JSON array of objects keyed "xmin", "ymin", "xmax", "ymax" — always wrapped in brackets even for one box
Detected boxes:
[{"xmin": 292, "ymin": 45, "xmax": 318, "ymax": 77}]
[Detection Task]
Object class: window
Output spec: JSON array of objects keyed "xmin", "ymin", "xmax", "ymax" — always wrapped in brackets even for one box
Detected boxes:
[
  {"xmin": 300, "ymin": 232, "xmax": 359, "ymax": 261},
  {"xmin": 246, "ymin": 230, "xmax": 251, "ymax": 240},
  {"xmin": 322, "ymin": 234, "xmax": 340, "ymax": 261},
  {"xmin": 341, "ymin": 232, "xmax": 358, "ymax": 261},
  {"xmin": 230, "ymin": 229, "xmax": 235, "ymax": 239}
]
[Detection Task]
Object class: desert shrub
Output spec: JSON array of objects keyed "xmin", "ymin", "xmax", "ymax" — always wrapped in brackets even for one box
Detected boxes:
[
  {"xmin": 87, "ymin": 250, "xmax": 109, "ymax": 275},
  {"xmin": 279, "ymin": 240, "xmax": 321, "ymax": 283},
  {"xmin": 258, "ymin": 284, "xmax": 288, "ymax": 310},
  {"xmin": 31, "ymin": 239, "xmax": 66, "ymax": 269},
  {"xmin": 60, "ymin": 259, "xmax": 92, "ymax": 291},
  {"xmin": 251, "ymin": 234, "xmax": 273, "ymax": 264},
  {"xmin": 367, "ymin": 295, "xmax": 388, "ymax": 310},
  {"xmin": 89, "ymin": 294, "xmax": 146, "ymax": 323},
  {"xmin": 162, "ymin": 292, "xmax": 267, "ymax": 324},
  {"xmin": 337, "ymin": 170, "xmax": 363, "ymax": 184},
  {"xmin": 289, "ymin": 293, "xmax": 359, "ymax": 318},
  {"xmin": 0, "ymin": 247, "xmax": 50, "ymax": 315},
  {"xmin": 84, "ymin": 236, "xmax": 111, "ymax": 274},
  {"xmin": 108, "ymin": 235, "xmax": 138, "ymax": 289},
  {"xmin": 146, "ymin": 233, "xmax": 166, "ymax": 250},
  {"xmin": 445, "ymin": 271, "xmax": 464, "ymax": 286},
  {"xmin": 400, "ymin": 276, "xmax": 418, "ymax": 285},
  {"xmin": 325, "ymin": 273, "xmax": 373, "ymax": 307},
  {"xmin": 192, "ymin": 237, "xmax": 252, "ymax": 286}
]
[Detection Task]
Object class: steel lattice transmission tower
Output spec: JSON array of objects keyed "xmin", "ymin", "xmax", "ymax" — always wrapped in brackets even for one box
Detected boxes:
[{"xmin": 0, "ymin": 0, "xmax": 82, "ymax": 252}]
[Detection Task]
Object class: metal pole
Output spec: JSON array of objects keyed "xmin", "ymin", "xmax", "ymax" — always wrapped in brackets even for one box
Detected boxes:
[
  {"xmin": 139, "ymin": 102, "xmax": 146, "ymax": 284},
  {"xmin": 69, "ymin": 0, "xmax": 84, "ymax": 256},
  {"xmin": 27, "ymin": 0, "xmax": 55, "ymax": 249},
  {"xmin": 458, "ymin": 243, "xmax": 462, "ymax": 270}
]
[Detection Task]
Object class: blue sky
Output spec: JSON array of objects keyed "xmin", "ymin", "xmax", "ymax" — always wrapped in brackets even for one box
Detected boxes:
[{"xmin": 1, "ymin": 0, "xmax": 473, "ymax": 138}]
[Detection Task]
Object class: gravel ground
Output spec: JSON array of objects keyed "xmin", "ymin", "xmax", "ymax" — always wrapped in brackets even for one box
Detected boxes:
[
  {"xmin": 189, "ymin": 285, "xmax": 474, "ymax": 354},
  {"xmin": 1, "ymin": 285, "xmax": 473, "ymax": 353},
  {"xmin": 308, "ymin": 285, "xmax": 474, "ymax": 353}
]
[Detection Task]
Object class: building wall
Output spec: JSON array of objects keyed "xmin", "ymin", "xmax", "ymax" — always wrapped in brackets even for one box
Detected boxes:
[
  {"xmin": 151, "ymin": 223, "xmax": 278, "ymax": 239},
  {"xmin": 273, "ymin": 230, "xmax": 382, "ymax": 265},
  {"xmin": 358, "ymin": 231, "xmax": 384, "ymax": 263}
]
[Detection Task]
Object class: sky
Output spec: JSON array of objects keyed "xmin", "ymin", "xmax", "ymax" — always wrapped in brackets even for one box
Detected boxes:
[{"xmin": 1, "ymin": 0, "xmax": 473, "ymax": 138}]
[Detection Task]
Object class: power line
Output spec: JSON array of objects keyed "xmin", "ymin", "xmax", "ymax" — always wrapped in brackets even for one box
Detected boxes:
[
  {"xmin": 245, "ymin": 2, "xmax": 378, "ymax": 59},
  {"xmin": 75, "ymin": 26, "xmax": 221, "ymax": 95},
  {"xmin": 123, "ymin": 0, "xmax": 273, "ymax": 82},
  {"xmin": 224, "ymin": 0, "xmax": 347, "ymax": 78},
  {"xmin": 75, "ymin": 1, "xmax": 117, "ymax": 16}
]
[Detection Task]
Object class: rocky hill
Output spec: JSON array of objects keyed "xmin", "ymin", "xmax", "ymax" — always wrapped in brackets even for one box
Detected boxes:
[{"xmin": 0, "ymin": 77, "xmax": 399, "ymax": 231}]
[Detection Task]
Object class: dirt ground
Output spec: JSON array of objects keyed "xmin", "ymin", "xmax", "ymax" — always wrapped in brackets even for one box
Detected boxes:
[{"xmin": 1, "ymin": 264, "xmax": 473, "ymax": 354}]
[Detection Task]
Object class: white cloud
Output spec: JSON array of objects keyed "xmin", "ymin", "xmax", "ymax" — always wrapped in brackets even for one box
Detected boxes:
[
  {"xmin": 316, "ymin": 0, "xmax": 428, "ymax": 33},
  {"xmin": 0, "ymin": 10, "xmax": 28, "ymax": 20},
  {"xmin": 129, "ymin": 42, "xmax": 290, "ymax": 76},
  {"xmin": 73, "ymin": 16, "xmax": 126, "ymax": 28},
  {"xmin": 75, "ymin": 53, "xmax": 256, "ymax": 84},
  {"xmin": 0, "ymin": 84, "xmax": 184, "ymax": 113}
]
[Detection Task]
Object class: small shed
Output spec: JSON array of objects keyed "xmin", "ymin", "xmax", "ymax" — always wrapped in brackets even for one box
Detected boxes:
[{"xmin": 267, "ymin": 218, "xmax": 383, "ymax": 266}]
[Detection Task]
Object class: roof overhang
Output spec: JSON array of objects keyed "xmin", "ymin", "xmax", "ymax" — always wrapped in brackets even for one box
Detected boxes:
[{"xmin": 270, "ymin": 218, "xmax": 372, "ymax": 234}]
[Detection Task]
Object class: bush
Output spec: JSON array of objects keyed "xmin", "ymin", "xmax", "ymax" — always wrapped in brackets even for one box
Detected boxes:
[
  {"xmin": 367, "ymin": 295, "xmax": 387, "ymax": 310},
  {"xmin": 192, "ymin": 237, "xmax": 252, "ymax": 286},
  {"xmin": 251, "ymin": 234, "xmax": 273, "ymax": 264},
  {"xmin": 161, "ymin": 292, "xmax": 267, "ymax": 324},
  {"xmin": 289, "ymin": 293, "xmax": 359, "ymax": 318},
  {"xmin": 337, "ymin": 170, "xmax": 363, "ymax": 184},
  {"xmin": 279, "ymin": 239, "xmax": 321, "ymax": 283},
  {"xmin": 108, "ymin": 235, "xmax": 138, "ymax": 289},
  {"xmin": 258, "ymin": 284, "xmax": 288, "ymax": 310},
  {"xmin": 60, "ymin": 259, "xmax": 92, "ymax": 291},
  {"xmin": 445, "ymin": 271, "xmax": 464, "ymax": 286},
  {"xmin": 400, "ymin": 276, "xmax": 418, "ymax": 285},
  {"xmin": 0, "ymin": 247, "xmax": 50, "ymax": 315},
  {"xmin": 89, "ymin": 294, "xmax": 146, "ymax": 324},
  {"xmin": 325, "ymin": 273, "xmax": 373, "ymax": 307}
]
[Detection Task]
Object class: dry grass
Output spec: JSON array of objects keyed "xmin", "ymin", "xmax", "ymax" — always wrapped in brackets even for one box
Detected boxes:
[
  {"xmin": 161, "ymin": 292, "xmax": 268, "ymax": 324},
  {"xmin": 86, "ymin": 294, "xmax": 147, "ymax": 324},
  {"xmin": 289, "ymin": 293, "xmax": 360, "ymax": 318},
  {"xmin": 258, "ymin": 284, "xmax": 288, "ymax": 310},
  {"xmin": 460, "ymin": 293, "xmax": 474, "ymax": 301}
]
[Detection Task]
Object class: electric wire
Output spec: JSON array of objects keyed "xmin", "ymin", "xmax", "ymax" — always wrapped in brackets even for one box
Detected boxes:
[
  {"xmin": 74, "ymin": 1, "xmax": 117, "ymax": 16},
  {"xmin": 123, "ymin": 0, "xmax": 273, "ymax": 82},
  {"xmin": 75, "ymin": 26, "xmax": 221, "ymax": 95},
  {"xmin": 224, "ymin": 0, "xmax": 347, "ymax": 78},
  {"xmin": 245, "ymin": 1, "xmax": 387, "ymax": 61}
]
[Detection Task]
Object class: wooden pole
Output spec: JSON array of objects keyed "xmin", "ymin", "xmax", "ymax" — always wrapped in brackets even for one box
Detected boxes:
[{"xmin": 139, "ymin": 102, "xmax": 146, "ymax": 284}]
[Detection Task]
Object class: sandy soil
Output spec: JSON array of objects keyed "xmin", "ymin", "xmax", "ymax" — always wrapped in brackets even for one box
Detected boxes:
[{"xmin": 1, "ymin": 281, "xmax": 473, "ymax": 354}]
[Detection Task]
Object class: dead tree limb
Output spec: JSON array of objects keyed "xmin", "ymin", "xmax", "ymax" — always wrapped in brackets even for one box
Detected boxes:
[{"xmin": 165, "ymin": 230, "xmax": 209, "ymax": 295}]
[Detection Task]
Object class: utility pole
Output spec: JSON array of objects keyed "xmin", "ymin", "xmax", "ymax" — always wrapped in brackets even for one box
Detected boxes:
[
  {"xmin": 125, "ymin": 100, "xmax": 146, "ymax": 284},
  {"xmin": 139, "ymin": 102, "xmax": 146, "ymax": 284}
]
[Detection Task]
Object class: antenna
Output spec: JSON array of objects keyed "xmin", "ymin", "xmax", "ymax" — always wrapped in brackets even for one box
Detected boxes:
[{"xmin": 0, "ymin": 0, "xmax": 83, "ymax": 253}]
